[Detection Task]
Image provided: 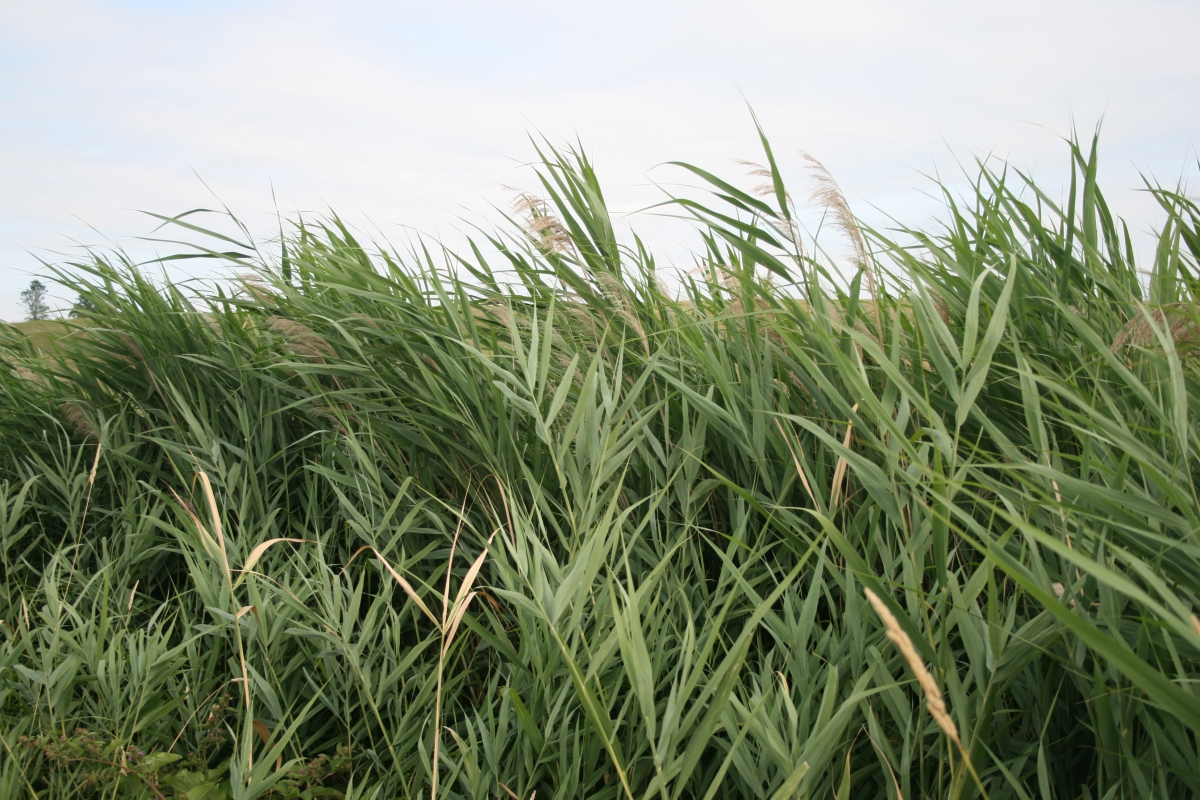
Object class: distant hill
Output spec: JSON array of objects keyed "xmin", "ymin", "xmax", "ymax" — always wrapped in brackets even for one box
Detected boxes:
[{"xmin": 3, "ymin": 319, "xmax": 77, "ymax": 351}]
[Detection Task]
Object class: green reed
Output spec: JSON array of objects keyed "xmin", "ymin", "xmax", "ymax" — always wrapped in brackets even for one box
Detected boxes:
[{"xmin": 2, "ymin": 125, "xmax": 1199, "ymax": 799}]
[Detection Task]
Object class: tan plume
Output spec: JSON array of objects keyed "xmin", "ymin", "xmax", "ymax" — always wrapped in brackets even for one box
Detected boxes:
[
  {"xmin": 236, "ymin": 272, "xmax": 275, "ymax": 303},
  {"xmin": 1112, "ymin": 303, "xmax": 1200, "ymax": 353},
  {"xmin": 735, "ymin": 159, "xmax": 803, "ymax": 252},
  {"xmin": 863, "ymin": 587, "xmax": 961, "ymax": 748},
  {"xmin": 507, "ymin": 189, "xmax": 573, "ymax": 255},
  {"xmin": 800, "ymin": 153, "xmax": 865, "ymax": 265},
  {"xmin": 734, "ymin": 159, "xmax": 793, "ymax": 204},
  {"xmin": 267, "ymin": 317, "xmax": 335, "ymax": 360},
  {"xmin": 61, "ymin": 402, "xmax": 95, "ymax": 440},
  {"xmin": 801, "ymin": 152, "xmax": 883, "ymax": 340}
]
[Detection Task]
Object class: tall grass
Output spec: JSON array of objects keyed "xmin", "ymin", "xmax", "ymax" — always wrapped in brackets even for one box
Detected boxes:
[{"xmin": 2, "ymin": 126, "xmax": 1200, "ymax": 799}]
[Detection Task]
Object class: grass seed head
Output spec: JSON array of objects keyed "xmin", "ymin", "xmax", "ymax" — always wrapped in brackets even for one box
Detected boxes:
[
  {"xmin": 1112, "ymin": 303, "xmax": 1200, "ymax": 353},
  {"xmin": 267, "ymin": 316, "xmax": 335, "ymax": 360},
  {"xmin": 864, "ymin": 587, "xmax": 961, "ymax": 748}
]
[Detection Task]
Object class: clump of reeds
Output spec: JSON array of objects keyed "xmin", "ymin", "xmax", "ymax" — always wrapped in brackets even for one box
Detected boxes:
[{"xmin": 3, "ymin": 125, "xmax": 1199, "ymax": 800}]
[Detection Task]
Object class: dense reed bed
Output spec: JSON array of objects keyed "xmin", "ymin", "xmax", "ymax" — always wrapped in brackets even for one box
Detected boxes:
[{"xmin": 3, "ymin": 128, "xmax": 1200, "ymax": 799}]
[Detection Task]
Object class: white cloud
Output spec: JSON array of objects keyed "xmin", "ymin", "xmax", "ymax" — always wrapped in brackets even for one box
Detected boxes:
[{"xmin": 1, "ymin": 0, "xmax": 1197, "ymax": 318}]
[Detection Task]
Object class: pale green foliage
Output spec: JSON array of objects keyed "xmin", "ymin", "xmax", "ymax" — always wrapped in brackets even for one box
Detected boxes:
[
  {"xmin": 2, "ymin": 128, "xmax": 1200, "ymax": 799},
  {"xmin": 18, "ymin": 280, "xmax": 50, "ymax": 322}
]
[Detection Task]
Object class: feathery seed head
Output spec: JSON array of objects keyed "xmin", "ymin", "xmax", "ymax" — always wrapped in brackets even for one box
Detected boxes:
[
  {"xmin": 864, "ymin": 587, "xmax": 961, "ymax": 747},
  {"xmin": 267, "ymin": 316, "xmax": 335, "ymax": 360}
]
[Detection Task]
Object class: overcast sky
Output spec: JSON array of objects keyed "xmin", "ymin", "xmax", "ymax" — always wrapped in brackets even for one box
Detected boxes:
[{"xmin": 2, "ymin": 0, "xmax": 1197, "ymax": 319}]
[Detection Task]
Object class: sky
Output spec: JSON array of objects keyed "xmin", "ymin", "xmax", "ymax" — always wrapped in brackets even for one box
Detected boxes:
[{"xmin": 1, "ymin": 0, "xmax": 1198, "ymax": 319}]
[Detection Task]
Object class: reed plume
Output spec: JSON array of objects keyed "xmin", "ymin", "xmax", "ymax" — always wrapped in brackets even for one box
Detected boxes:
[
  {"xmin": 863, "ymin": 587, "xmax": 960, "ymax": 748},
  {"xmin": 801, "ymin": 152, "xmax": 883, "ymax": 340},
  {"xmin": 510, "ymin": 190, "xmax": 573, "ymax": 255}
]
